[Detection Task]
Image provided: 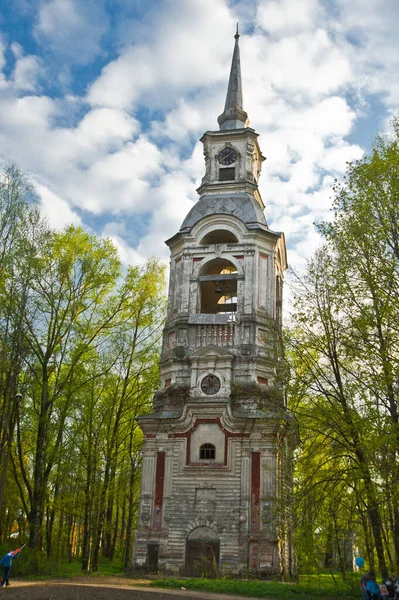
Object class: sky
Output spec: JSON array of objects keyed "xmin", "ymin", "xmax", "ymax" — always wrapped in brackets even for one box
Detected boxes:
[{"xmin": 0, "ymin": 0, "xmax": 398, "ymax": 275}]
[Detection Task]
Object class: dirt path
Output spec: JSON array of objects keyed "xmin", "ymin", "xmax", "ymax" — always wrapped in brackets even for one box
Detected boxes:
[{"xmin": 1, "ymin": 577, "xmax": 261, "ymax": 600}]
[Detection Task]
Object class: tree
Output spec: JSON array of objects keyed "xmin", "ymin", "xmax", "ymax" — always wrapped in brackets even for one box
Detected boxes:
[
  {"xmin": 0, "ymin": 163, "xmax": 45, "ymax": 533},
  {"xmin": 289, "ymin": 118, "xmax": 399, "ymax": 577},
  {"xmin": 0, "ymin": 163, "xmax": 166, "ymax": 570},
  {"xmin": 289, "ymin": 249, "xmax": 387, "ymax": 577},
  {"xmin": 322, "ymin": 120, "xmax": 399, "ymax": 573},
  {"xmin": 89, "ymin": 260, "xmax": 165, "ymax": 571},
  {"xmin": 15, "ymin": 225, "xmax": 122, "ymax": 552}
]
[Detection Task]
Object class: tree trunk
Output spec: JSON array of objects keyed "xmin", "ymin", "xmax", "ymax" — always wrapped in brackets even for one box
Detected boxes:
[
  {"xmin": 393, "ymin": 502, "xmax": 399, "ymax": 572},
  {"xmin": 81, "ymin": 461, "xmax": 93, "ymax": 571},
  {"xmin": 103, "ymin": 465, "xmax": 115, "ymax": 558},
  {"xmin": 124, "ymin": 445, "xmax": 138, "ymax": 569}
]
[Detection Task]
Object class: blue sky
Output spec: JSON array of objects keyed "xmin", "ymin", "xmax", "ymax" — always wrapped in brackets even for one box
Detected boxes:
[{"xmin": 1, "ymin": 0, "xmax": 398, "ymax": 272}]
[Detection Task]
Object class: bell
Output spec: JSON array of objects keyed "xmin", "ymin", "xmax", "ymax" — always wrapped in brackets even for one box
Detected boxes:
[{"xmin": 214, "ymin": 281, "xmax": 223, "ymax": 294}]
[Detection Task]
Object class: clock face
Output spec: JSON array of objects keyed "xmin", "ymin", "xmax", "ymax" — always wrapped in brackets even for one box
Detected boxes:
[
  {"xmin": 217, "ymin": 147, "xmax": 238, "ymax": 165},
  {"xmin": 201, "ymin": 375, "xmax": 221, "ymax": 395}
]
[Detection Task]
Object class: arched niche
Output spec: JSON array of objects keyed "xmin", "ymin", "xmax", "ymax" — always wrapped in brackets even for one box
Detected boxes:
[
  {"xmin": 199, "ymin": 258, "xmax": 238, "ymax": 315},
  {"xmin": 191, "ymin": 215, "xmax": 246, "ymax": 248},
  {"xmin": 200, "ymin": 229, "xmax": 238, "ymax": 245}
]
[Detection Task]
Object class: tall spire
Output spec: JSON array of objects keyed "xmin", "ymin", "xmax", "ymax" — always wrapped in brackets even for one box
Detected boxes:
[{"xmin": 217, "ymin": 25, "xmax": 249, "ymax": 130}]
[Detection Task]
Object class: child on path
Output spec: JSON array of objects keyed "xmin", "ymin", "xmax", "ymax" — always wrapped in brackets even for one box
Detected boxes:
[{"xmin": 0, "ymin": 548, "xmax": 21, "ymax": 587}]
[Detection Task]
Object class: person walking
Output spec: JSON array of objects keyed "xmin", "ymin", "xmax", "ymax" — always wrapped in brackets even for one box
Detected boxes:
[
  {"xmin": 365, "ymin": 572, "xmax": 382, "ymax": 599},
  {"xmin": 0, "ymin": 547, "xmax": 21, "ymax": 587},
  {"xmin": 361, "ymin": 571, "xmax": 382, "ymax": 599}
]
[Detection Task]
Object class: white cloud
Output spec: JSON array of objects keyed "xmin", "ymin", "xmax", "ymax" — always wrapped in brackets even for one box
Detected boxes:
[
  {"xmin": 56, "ymin": 135, "xmax": 165, "ymax": 215},
  {"xmin": 52, "ymin": 107, "xmax": 140, "ymax": 166},
  {"xmin": 0, "ymin": 39, "xmax": 44, "ymax": 92},
  {"xmin": 0, "ymin": 94, "xmax": 56, "ymax": 132},
  {"xmin": 11, "ymin": 42, "xmax": 24, "ymax": 59},
  {"xmin": 34, "ymin": 0, "xmax": 109, "ymax": 64},
  {"xmin": 35, "ymin": 181, "xmax": 81, "ymax": 229},
  {"xmin": 257, "ymin": 0, "xmax": 320, "ymax": 35},
  {"xmin": 334, "ymin": 0, "xmax": 399, "ymax": 111},
  {"xmin": 247, "ymin": 30, "xmax": 352, "ymax": 105},
  {"xmin": 12, "ymin": 55, "xmax": 43, "ymax": 91},
  {"xmin": 0, "ymin": 38, "xmax": 7, "ymax": 88},
  {"xmin": 150, "ymin": 92, "xmax": 224, "ymax": 143},
  {"xmin": 1, "ymin": 0, "xmax": 399, "ymax": 277},
  {"xmin": 319, "ymin": 142, "xmax": 363, "ymax": 172},
  {"xmin": 87, "ymin": 0, "xmax": 235, "ymax": 109}
]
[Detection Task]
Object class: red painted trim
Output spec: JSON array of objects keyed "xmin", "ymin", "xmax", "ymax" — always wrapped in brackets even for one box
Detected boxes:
[
  {"xmin": 193, "ymin": 257, "xmax": 204, "ymax": 262},
  {"xmin": 251, "ymin": 452, "xmax": 261, "ymax": 532},
  {"xmin": 145, "ymin": 433, "xmax": 156, "ymax": 438},
  {"xmin": 258, "ymin": 253, "xmax": 269, "ymax": 308},
  {"xmin": 224, "ymin": 434, "xmax": 228, "ymax": 465},
  {"xmin": 169, "ymin": 417, "xmax": 248, "ymax": 438},
  {"xmin": 187, "ymin": 432, "xmax": 191, "ymax": 465},
  {"xmin": 153, "ymin": 452, "xmax": 165, "ymax": 529}
]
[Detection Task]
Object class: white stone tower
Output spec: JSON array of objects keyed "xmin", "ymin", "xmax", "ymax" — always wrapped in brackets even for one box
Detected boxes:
[{"xmin": 133, "ymin": 28, "xmax": 293, "ymax": 577}]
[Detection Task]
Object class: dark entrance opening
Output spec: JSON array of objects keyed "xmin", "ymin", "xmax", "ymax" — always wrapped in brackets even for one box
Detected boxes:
[
  {"xmin": 185, "ymin": 526, "xmax": 220, "ymax": 577},
  {"xmin": 147, "ymin": 543, "xmax": 159, "ymax": 573}
]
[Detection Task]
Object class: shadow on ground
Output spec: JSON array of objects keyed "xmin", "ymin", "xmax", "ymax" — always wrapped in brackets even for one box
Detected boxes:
[{"xmin": 0, "ymin": 580, "xmax": 234, "ymax": 600}]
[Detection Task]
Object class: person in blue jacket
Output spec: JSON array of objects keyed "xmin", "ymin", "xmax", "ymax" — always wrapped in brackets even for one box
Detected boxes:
[
  {"xmin": 365, "ymin": 572, "xmax": 382, "ymax": 599},
  {"xmin": 0, "ymin": 548, "xmax": 21, "ymax": 587},
  {"xmin": 361, "ymin": 571, "xmax": 381, "ymax": 599}
]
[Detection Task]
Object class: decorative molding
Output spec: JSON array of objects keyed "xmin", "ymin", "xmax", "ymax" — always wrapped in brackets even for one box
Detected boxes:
[
  {"xmin": 186, "ymin": 517, "xmax": 219, "ymax": 538},
  {"xmin": 169, "ymin": 417, "xmax": 249, "ymax": 466},
  {"xmin": 189, "ymin": 344, "xmax": 234, "ymax": 359},
  {"xmin": 192, "ymin": 253, "xmax": 244, "ymax": 278},
  {"xmin": 191, "ymin": 215, "xmax": 247, "ymax": 242}
]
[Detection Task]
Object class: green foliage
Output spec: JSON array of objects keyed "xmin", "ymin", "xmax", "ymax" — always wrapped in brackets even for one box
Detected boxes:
[
  {"xmin": 3, "ymin": 549, "xmax": 124, "ymax": 579},
  {"xmin": 150, "ymin": 575, "xmax": 360, "ymax": 599},
  {"xmin": 0, "ymin": 163, "xmax": 166, "ymax": 571},
  {"xmin": 288, "ymin": 117, "xmax": 399, "ymax": 577}
]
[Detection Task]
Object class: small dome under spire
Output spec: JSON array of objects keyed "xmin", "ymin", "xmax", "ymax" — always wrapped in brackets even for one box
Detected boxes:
[{"xmin": 217, "ymin": 26, "xmax": 249, "ymax": 131}]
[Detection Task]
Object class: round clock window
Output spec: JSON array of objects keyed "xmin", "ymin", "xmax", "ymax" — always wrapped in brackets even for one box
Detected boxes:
[
  {"xmin": 201, "ymin": 375, "xmax": 221, "ymax": 395},
  {"xmin": 217, "ymin": 147, "xmax": 238, "ymax": 165}
]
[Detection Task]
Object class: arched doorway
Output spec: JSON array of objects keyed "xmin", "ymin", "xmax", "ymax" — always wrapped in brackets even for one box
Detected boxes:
[{"xmin": 185, "ymin": 526, "xmax": 220, "ymax": 577}]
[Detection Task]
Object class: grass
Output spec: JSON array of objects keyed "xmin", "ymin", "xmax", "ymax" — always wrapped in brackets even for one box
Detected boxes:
[
  {"xmin": 149, "ymin": 573, "xmax": 362, "ymax": 599},
  {"xmin": 8, "ymin": 551, "xmax": 125, "ymax": 580},
  {"xmin": 3, "ymin": 546, "xmax": 363, "ymax": 600}
]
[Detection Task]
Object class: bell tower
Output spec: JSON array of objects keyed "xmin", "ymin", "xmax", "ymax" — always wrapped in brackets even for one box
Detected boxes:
[{"xmin": 133, "ymin": 28, "xmax": 293, "ymax": 578}]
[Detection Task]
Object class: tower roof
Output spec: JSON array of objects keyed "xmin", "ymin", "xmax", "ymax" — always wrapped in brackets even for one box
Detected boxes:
[
  {"xmin": 217, "ymin": 25, "xmax": 249, "ymax": 131},
  {"xmin": 180, "ymin": 193, "xmax": 267, "ymax": 232}
]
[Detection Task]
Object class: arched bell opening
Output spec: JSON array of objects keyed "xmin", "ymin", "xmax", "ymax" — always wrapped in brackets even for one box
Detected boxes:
[
  {"xmin": 200, "ymin": 229, "xmax": 239, "ymax": 245},
  {"xmin": 199, "ymin": 258, "xmax": 238, "ymax": 315},
  {"xmin": 185, "ymin": 527, "xmax": 220, "ymax": 577}
]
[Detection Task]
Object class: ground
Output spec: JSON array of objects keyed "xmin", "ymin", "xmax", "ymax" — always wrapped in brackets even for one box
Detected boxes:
[{"xmin": 0, "ymin": 576, "xmax": 254, "ymax": 600}]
